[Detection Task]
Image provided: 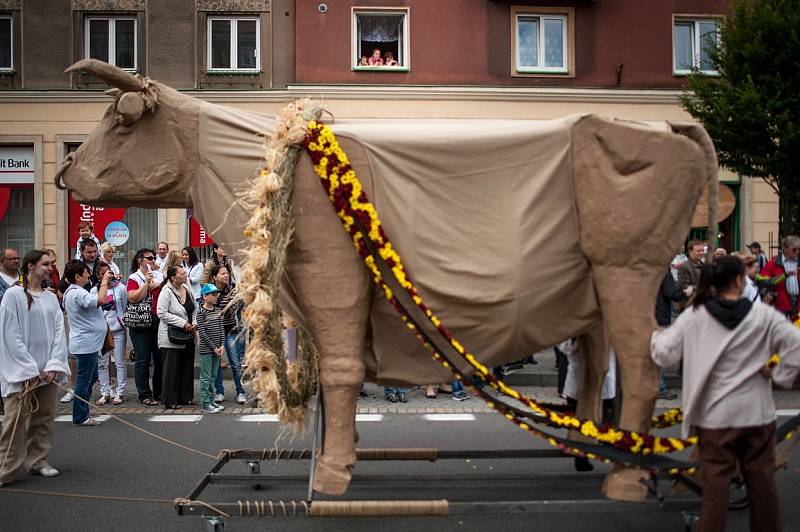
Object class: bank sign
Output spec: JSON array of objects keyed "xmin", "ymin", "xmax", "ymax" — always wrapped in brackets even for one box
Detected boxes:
[{"xmin": 0, "ymin": 146, "xmax": 34, "ymax": 184}]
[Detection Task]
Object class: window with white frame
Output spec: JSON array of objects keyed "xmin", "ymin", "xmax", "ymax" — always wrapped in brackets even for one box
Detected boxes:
[
  {"xmin": 207, "ymin": 17, "xmax": 260, "ymax": 71},
  {"xmin": 0, "ymin": 15, "xmax": 12, "ymax": 71},
  {"xmin": 353, "ymin": 9, "xmax": 409, "ymax": 70},
  {"xmin": 85, "ymin": 17, "xmax": 137, "ymax": 70},
  {"xmin": 514, "ymin": 12, "xmax": 569, "ymax": 74},
  {"xmin": 674, "ymin": 18, "xmax": 720, "ymax": 75}
]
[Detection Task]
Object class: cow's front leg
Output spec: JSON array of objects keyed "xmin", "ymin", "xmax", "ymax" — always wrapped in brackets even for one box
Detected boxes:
[
  {"xmin": 590, "ymin": 265, "xmax": 660, "ymax": 502},
  {"xmin": 313, "ymin": 352, "xmax": 365, "ymax": 495}
]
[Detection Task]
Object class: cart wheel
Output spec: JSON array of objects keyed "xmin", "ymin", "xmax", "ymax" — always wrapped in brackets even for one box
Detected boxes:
[
  {"xmin": 206, "ymin": 517, "xmax": 224, "ymax": 532},
  {"xmin": 728, "ymin": 478, "xmax": 749, "ymax": 510},
  {"xmin": 247, "ymin": 460, "xmax": 262, "ymax": 490}
]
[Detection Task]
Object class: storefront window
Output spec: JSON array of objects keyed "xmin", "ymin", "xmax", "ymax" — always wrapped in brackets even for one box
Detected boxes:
[
  {"xmin": 0, "ymin": 145, "xmax": 35, "ymax": 253},
  {"xmin": 0, "ymin": 185, "xmax": 34, "ymax": 252}
]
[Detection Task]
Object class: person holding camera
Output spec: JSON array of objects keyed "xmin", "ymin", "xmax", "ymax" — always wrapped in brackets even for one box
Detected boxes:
[
  {"xmin": 92, "ymin": 261, "xmax": 128, "ymax": 405},
  {"xmin": 127, "ymin": 249, "xmax": 162, "ymax": 406},
  {"xmin": 63, "ymin": 259, "xmax": 111, "ymax": 426}
]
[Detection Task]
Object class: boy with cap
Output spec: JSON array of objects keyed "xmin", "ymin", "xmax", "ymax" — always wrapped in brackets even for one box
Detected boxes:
[{"xmin": 196, "ymin": 283, "xmax": 226, "ymax": 413}]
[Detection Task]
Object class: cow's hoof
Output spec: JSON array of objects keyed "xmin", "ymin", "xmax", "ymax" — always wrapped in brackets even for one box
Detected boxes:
[
  {"xmin": 313, "ymin": 461, "xmax": 352, "ymax": 496},
  {"xmin": 602, "ymin": 466, "xmax": 650, "ymax": 502}
]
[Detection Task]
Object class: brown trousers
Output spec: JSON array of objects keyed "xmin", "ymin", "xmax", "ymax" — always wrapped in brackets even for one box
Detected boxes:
[
  {"xmin": 697, "ymin": 423, "xmax": 780, "ymax": 532},
  {"xmin": 0, "ymin": 382, "xmax": 58, "ymax": 483}
]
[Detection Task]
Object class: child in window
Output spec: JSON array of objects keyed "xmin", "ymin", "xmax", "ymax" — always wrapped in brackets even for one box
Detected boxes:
[
  {"xmin": 367, "ymin": 48, "xmax": 383, "ymax": 66},
  {"xmin": 383, "ymin": 52, "xmax": 399, "ymax": 66},
  {"xmin": 359, "ymin": 56, "xmax": 368, "ymax": 66}
]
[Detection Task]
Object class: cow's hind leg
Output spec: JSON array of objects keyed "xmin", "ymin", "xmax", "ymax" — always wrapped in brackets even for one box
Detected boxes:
[{"xmin": 592, "ymin": 265, "xmax": 660, "ymax": 502}]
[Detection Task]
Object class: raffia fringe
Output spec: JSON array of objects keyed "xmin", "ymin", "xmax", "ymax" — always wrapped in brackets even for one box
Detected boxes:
[{"xmin": 239, "ymin": 99, "xmax": 323, "ymax": 432}]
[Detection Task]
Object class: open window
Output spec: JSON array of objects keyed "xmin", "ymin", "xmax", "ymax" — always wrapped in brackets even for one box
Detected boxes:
[
  {"xmin": 352, "ymin": 8, "xmax": 409, "ymax": 71},
  {"xmin": 85, "ymin": 16, "xmax": 137, "ymax": 71},
  {"xmin": 673, "ymin": 17, "xmax": 721, "ymax": 75},
  {"xmin": 207, "ymin": 16, "xmax": 260, "ymax": 72}
]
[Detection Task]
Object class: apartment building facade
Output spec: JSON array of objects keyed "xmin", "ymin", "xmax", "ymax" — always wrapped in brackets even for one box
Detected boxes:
[{"xmin": 0, "ymin": 0, "xmax": 779, "ymax": 266}]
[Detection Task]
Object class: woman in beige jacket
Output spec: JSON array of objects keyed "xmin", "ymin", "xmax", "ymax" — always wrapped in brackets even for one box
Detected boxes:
[{"xmin": 651, "ymin": 255, "xmax": 800, "ymax": 532}]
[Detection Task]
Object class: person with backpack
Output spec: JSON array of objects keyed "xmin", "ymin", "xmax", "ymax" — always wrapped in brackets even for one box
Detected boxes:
[{"xmin": 652, "ymin": 255, "xmax": 800, "ymax": 532}]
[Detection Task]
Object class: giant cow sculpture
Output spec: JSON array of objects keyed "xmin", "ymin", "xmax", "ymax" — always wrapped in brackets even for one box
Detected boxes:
[{"xmin": 57, "ymin": 60, "xmax": 717, "ymax": 502}]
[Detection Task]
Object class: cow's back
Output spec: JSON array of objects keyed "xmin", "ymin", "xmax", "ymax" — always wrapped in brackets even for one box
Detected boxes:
[{"xmin": 311, "ymin": 117, "xmax": 601, "ymax": 385}]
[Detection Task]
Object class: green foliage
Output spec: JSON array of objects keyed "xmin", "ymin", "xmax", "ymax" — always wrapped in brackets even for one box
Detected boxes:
[{"xmin": 681, "ymin": 0, "xmax": 800, "ymax": 236}]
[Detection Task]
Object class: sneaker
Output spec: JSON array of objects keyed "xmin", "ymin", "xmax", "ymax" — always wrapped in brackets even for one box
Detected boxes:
[
  {"xmin": 77, "ymin": 417, "xmax": 102, "ymax": 426},
  {"xmin": 200, "ymin": 405, "xmax": 220, "ymax": 414},
  {"xmin": 385, "ymin": 392, "xmax": 398, "ymax": 403},
  {"xmin": 60, "ymin": 390, "xmax": 74, "ymax": 403},
  {"xmin": 397, "ymin": 392, "xmax": 408, "ymax": 403},
  {"xmin": 214, "ymin": 394, "xmax": 225, "ymax": 404},
  {"xmin": 33, "ymin": 464, "xmax": 60, "ymax": 477},
  {"xmin": 236, "ymin": 393, "xmax": 246, "ymax": 404},
  {"xmin": 214, "ymin": 404, "xmax": 225, "ymax": 412},
  {"xmin": 452, "ymin": 390, "xmax": 470, "ymax": 401},
  {"xmin": 502, "ymin": 363, "xmax": 524, "ymax": 376}
]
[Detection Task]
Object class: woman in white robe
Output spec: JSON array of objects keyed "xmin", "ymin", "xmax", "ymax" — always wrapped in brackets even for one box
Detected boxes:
[{"xmin": 0, "ymin": 250, "xmax": 70, "ymax": 486}]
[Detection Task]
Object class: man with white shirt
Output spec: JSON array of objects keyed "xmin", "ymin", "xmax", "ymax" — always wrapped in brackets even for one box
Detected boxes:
[
  {"xmin": 0, "ymin": 248, "xmax": 21, "ymax": 304},
  {"xmin": 760, "ymin": 235, "xmax": 800, "ymax": 321},
  {"xmin": 155, "ymin": 242, "xmax": 169, "ymax": 271}
]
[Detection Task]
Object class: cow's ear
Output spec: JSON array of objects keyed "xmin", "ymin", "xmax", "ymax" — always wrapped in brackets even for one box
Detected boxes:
[{"xmin": 116, "ymin": 92, "xmax": 145, "ymax": 126}]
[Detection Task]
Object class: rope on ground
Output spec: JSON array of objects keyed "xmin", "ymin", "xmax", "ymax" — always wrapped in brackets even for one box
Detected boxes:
[
  {"xmin": 173, "ymin": 497, "xmax": 231, "ymax": 518},
  {"xmin": 53, "ymin": 381, "xmax": 217, "ymax": 460},
  {"xmin": 1, "ymin": 486, "xmax": 172, "ymax": 504}
]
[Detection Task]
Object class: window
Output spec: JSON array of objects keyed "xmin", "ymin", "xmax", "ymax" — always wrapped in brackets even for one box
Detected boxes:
[
  {"xmin": 0, "ymin": 15, "xmax": 11, "ymax": 71},
  {"xmin": 85, "ymin": 17, "xmax": 137, "ymax": 70},
  {"xmin": 674, "ymin": 18, "xmax": 720, "ymax": 75},
  {"xmin": 352, "ymin": 9, "xmax": 409, "ymax": 70},
  {"xmin": 512, "ymin": 8, "xmax": 573, "ymax": 75},
  {"xmin": 207, "ymin": 17, "xmax": 260, "ymax": 71}
]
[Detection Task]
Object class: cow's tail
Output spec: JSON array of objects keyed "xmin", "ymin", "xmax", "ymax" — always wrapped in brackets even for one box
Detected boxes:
[
  {"xmin": 672, "ymin": 122, "xmax": 718, "ymax": 259},
  {"xmin": 239, "ymin": 99, "xmax": 324, "ymax": 433}
]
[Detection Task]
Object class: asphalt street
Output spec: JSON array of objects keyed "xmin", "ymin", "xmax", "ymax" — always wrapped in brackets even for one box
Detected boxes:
[{"xmin": 1, "ymin": 383, "xmax": 800, "ymax": 532}]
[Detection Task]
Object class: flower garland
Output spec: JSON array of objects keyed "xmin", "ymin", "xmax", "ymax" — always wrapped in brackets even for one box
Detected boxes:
[{"xmin": 303, "ymin": 121, "xmax": 699, "ymax": 460}]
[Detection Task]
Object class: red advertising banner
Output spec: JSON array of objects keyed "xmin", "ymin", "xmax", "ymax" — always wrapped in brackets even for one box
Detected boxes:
[
  {"xmin": 67, "ymin": 193, "xmax": 127, "ymax": 245},
  {"xmin": 189, "ymin": 214, "xmax": 214, "ymax": 248}
]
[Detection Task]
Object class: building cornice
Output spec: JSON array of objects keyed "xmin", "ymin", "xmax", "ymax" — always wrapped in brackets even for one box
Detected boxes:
[{"xmin": 0, "ymin": 85, "xmax": 686, "ymax": 105}]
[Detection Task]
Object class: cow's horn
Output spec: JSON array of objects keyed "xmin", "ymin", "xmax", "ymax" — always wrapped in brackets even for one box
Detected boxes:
[{"xmin": 65, "ymin": 59, "xmax": 144, "ymax": 92}]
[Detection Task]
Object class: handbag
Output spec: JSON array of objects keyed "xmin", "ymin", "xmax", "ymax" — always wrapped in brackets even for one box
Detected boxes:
[
  {"xmin": 166, "ymin": 286, "xmax": 195, "ymax": 345},
  {"xmin": 102, "ymin": 325, "xmax": 115, "ymax": 354},
  {"xmin": 168, "ymin": 324, "xmax": 195, "ymax": 345},
  {"xmin": 123, "ymin": 273, "xmax": 153, "ymax": 329}
]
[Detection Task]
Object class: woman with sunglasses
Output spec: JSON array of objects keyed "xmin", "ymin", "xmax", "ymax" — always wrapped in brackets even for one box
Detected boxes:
[{"xmin": 126, "ymin": 249, "xmax": 162, "ymax": 406}]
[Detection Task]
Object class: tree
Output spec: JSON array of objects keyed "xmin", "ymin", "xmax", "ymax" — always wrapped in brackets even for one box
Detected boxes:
[{"xmin": 681, "ymin": 0, "xmax": 800, "ymax": 238}]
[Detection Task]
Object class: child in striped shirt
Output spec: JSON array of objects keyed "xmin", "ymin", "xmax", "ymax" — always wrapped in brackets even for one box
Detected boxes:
[{"xmin": 196, "ymin": 284, "xmax": 226, "ymax": 413}]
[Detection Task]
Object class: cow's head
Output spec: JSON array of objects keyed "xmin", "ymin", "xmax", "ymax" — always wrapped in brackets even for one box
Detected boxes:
[{"xmin": 55, "ymin": 59, "xmax": 202, "ymax": 208}]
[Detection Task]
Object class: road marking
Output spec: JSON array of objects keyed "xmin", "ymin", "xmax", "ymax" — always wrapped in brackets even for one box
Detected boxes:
[
  {"xmin": 55, "ymin": 415, "xmax": 111, "ymax": 423},
  {"xmin": 777, "ymin": 409, "xmax": 800, "ymax": 417},
  {"xmin": 147, "ymin": 415, "xmax": 203, "ymax": 422},
  {"xmin": 355, "ymin": 414, "xmax": 383, "ymax": 422},
  {"xmin": 239, "ymin": 414, "xmax": 279, "ymax": 422},
  {"xmin": 423, "ymin": 414, "xmax": 475, "ymax": 421}
]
